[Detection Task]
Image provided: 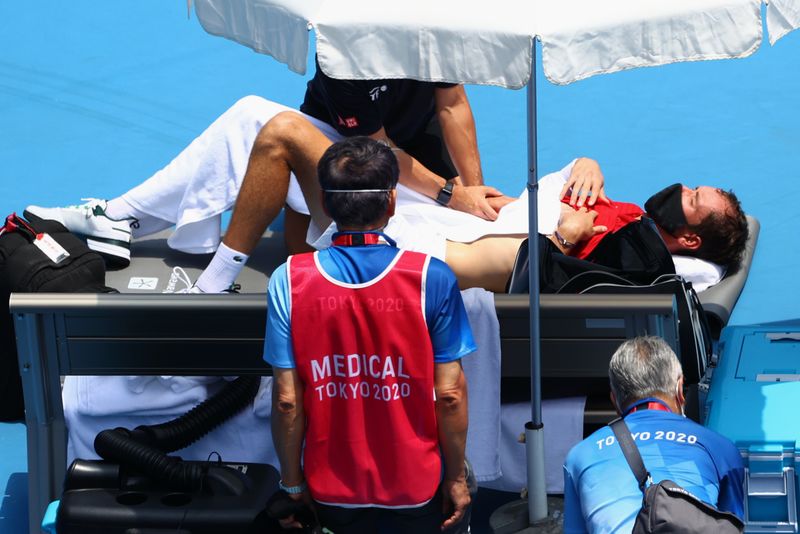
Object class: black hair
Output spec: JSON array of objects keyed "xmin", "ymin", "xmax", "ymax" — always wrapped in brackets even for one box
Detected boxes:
[
  {"xmin": 686, "ymin": 189, "xmax": 749, "ymax": 272},
  {"xmin": 317, "ymin": 136, "xmax": 399, "ymax": 228}
]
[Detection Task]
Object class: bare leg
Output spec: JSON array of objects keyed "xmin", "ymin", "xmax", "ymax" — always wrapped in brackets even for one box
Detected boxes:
[
  {"xmin": 445, "ymin": 235, "xmax": 526, "ymax": 292},
  {"xmin": 194, "ymin": 112, "xmax": 337, "ymax": 292},
  {"xmin": 222, "ymin": 111, "xmax": 334, "ymax": 254}
]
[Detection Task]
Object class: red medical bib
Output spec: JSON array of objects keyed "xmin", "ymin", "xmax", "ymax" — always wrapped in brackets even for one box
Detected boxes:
[{"xmin": 289, "ymin": 250, "xmax": 440, "ymax": 507}]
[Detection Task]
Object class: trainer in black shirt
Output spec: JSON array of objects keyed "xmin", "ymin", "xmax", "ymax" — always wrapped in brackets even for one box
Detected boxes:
[
  {"xmin": 278, "ymin": 59, "xmax": 511, "ymax": 249},
  {"xmin": 301, "ymin": 66, "xmax": 458, "ymax": 180}
]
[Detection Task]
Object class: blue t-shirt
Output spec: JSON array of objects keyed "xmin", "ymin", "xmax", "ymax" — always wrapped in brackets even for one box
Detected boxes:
[
  {"xmin": 264, "ymin": 241, "xmax": 476, "ymax": 368},
  {"xmin": 563, "ymin": 399, "xmax": 745, "ymax": 534}
]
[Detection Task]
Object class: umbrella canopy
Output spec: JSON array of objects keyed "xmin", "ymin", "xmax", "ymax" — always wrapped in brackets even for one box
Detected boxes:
[{"xmin": 195, "ymin": 0, "xmax": 799, "ymax": 87}]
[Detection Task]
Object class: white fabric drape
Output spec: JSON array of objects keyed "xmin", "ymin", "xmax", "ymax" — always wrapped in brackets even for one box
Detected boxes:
[
  {"xmin": 193, "ymin": 0, "xmax": 799, "ymax": 87},
  {"xmin": 768, "ymin": 0, "xmax": 800, "ymax": 43}
]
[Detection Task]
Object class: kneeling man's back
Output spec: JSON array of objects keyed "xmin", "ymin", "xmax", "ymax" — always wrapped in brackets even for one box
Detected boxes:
[{"xmin": 563, "ymin": 336, "xmax": 744, "ymax": 533}]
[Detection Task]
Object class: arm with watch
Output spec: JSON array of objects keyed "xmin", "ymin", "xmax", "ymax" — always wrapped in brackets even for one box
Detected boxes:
[
  {"xmin": 549, "ymin": 206, "xmax": 609, "ymax": 255},
  {"xmin": 367, "ymin": 128, "xmax": 514, "ymax": 221},
  {"xmin": 316, "ymin": 73, "xmax": 510, "ymax": 220}
]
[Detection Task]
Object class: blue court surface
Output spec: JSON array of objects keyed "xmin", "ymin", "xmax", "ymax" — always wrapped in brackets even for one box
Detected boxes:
[{"xmin": 1, "ymin": 2, "xmax": 799, "ymax": 531}]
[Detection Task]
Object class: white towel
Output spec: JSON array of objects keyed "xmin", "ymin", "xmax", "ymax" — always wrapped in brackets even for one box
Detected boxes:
[
  {"xmin": 460, "ymin": 288, "xmax": 502, "ymax": 482},
  {"xmin": 311, "ymin": 163, "xmax": 572, "ymax": 254},
  {"xmin": 63, "ymin": 376, "xmax": 276, "ymax": 465},
  {"xmin": 672, "ymin": 255, "xmax": 724, "ymax": 292},
  {"xmin": 70, "ymin": 375, "xmax": 221, "ymax": 416},
  {"xmin": 481, "ymin": 397, "xmax": 586, "ymax": 494}
]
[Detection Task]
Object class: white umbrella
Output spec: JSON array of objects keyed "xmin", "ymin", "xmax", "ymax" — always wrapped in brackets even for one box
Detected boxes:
[
  {"xmin": 192, "ymin": 0, "xmax": 799, "ymax": 525},
  {"xmin": 194, "ymin": 0, "xmax": 799, "ymax": 87}
]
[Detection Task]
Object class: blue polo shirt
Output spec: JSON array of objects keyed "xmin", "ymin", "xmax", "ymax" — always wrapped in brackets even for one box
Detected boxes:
[
  {"xmin": 563, "ymin": 399, "xmax": 745, "ymax": 533},
  {"xmin": 264, "ymin": 236, "xmax": 476, "ymax": 368}
]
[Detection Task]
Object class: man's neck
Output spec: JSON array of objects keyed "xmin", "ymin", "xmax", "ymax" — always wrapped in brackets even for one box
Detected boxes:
[
  {"xmin": 625, "ymin": 395, "xmax": 680, "ymax": 415},
  {"xmin": 654, "ymin": 225, "xmax": 676, "ymax": 252}
]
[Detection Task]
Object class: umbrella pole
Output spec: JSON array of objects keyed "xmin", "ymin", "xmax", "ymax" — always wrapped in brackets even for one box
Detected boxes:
[
  {"xmin": 525, "ymin": 37, "xmax": 548, "ymax": 525},
  {"xmin": 489, "ymin": 39, "xmax": 559, "ymax": 534}
]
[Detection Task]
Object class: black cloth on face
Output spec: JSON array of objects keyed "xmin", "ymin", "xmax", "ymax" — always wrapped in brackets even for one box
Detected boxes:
[{"xmin": 644, "ymin": 183, "xmax": 687, "ymax": 235}]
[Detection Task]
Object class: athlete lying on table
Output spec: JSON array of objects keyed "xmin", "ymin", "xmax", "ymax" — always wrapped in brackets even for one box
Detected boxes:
[
  {"xmin": 311, "ymin": 158, "xmax": 748, "ymax": 292},
  {"xmin": 27, "ymin": 110, "xmax": 747, "ymax": 293}
]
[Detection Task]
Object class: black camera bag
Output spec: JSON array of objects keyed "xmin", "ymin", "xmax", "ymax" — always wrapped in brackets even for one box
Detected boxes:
[{"xmin": 0, "ymin": 213, "xmax": 111, "ymax": 421}]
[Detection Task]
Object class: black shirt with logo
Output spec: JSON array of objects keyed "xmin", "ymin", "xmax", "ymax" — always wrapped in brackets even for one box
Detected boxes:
[{"xmin": 300, "ymin": 58, "xmax": 456, "ymax": 148}]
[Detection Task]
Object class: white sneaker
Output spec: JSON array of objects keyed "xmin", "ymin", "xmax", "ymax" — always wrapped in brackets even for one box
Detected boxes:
[
  {"xmin": 161, "ymin": 267, "xmax": 241, "ymax": 294},
  {"xmin": 163, "ymin": 267, "xmax": 202, "ymax": 293},
  {"xmin": 25, "ymin": 198, "xmax": 133, "ymax": 268}
]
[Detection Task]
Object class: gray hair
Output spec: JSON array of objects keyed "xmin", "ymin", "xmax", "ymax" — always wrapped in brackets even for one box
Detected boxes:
[{"xmin": 608, "ymin": 336, "xmax": 683, "ymax": 410}]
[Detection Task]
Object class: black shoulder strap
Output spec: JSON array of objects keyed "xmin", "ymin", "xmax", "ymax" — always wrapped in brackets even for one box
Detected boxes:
[{"xmin": 610, "ymin": 417, "xmax": 650, "ymax": 493}]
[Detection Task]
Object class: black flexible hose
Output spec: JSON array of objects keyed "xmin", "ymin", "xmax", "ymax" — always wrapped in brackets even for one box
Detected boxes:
[
  {"xmin": 93, "ymin": 376, "xmax": 261, "ymax": 491},
  {"xmin": 94, "ymin": 426, "xmax": 206, "ymax": 491},
  {"xmin": 133, "ymin": 375, "xmax": 261, "ymax": 452}
]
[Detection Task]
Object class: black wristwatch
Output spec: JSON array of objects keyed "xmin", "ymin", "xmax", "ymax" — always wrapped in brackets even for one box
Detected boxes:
[
  {"xmin": 435, "ymin": 180, "xmax": 455, "ymax": 206},
  {"xmin": 553, "ymin": 230, "xmax": 575, "ymax": 248}
]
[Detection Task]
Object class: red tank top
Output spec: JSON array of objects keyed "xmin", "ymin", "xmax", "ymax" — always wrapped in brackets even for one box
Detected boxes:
[
  {"xmin": 560, "ymin": 195, "xmax": 644, "ymax": 259},
  {"xmin": 288, "ymin": 250, "xmax": 441, "ymax": 507}
]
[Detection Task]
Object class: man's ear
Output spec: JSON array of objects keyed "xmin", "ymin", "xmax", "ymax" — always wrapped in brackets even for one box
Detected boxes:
[
  {"xmin": 676, "ymin": 375, "xmax": 686, "ymax": 408},
  {"xmin": 387, "ymin": 189, "xmax": 397, "ymax": 218},
  {"xmin": 675, "ymin": 229, "xmax": 702, "ymax": 251}
]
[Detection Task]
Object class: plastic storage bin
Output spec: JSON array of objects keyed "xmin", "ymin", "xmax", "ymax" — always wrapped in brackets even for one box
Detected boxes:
[{"xmin": 705, "ymin": 320, "xmax": 800, "ymax": 533}]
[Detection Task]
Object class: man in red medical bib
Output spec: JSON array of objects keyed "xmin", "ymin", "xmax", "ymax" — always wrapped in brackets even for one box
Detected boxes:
[{"xmin": 265, "ymin": 137, "xmax": 476, "ymax": 533}]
